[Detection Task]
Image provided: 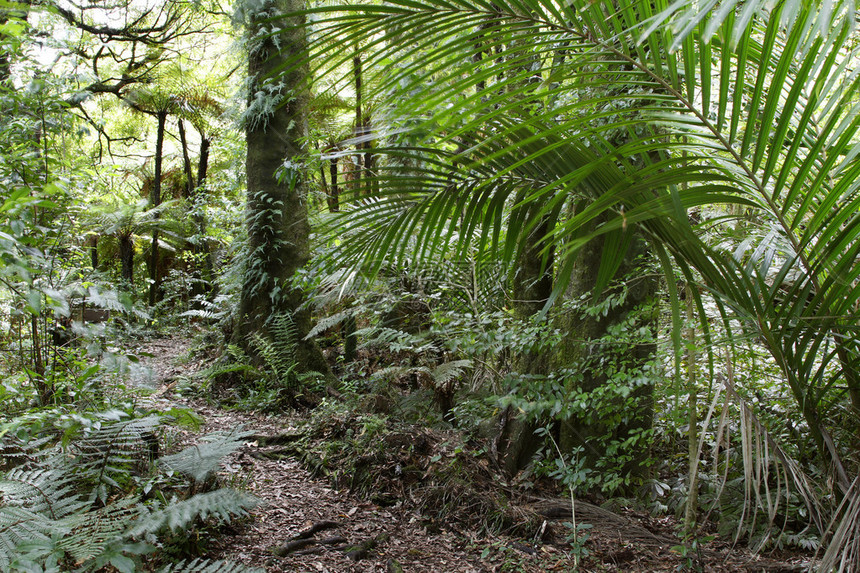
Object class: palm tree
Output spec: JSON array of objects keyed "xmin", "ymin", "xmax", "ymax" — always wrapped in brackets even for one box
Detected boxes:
[{"xmin": 291, "ymin": 0, "xmax": 860, "ymax": 564}]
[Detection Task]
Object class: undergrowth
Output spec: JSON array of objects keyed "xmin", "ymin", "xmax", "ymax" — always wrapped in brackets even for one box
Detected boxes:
[
  {"xmin": 282, "ymin": 399, "xmax": 543, "ymax": 538},
  {"xmin": 0, "ymin": 407, "xmax": 262, "ymax": 572}
]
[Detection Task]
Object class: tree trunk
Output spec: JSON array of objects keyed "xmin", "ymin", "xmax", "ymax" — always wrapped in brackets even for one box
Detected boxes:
[
  {"xmin": 497, "ymin": 196, "xmax": 555, "ymax": 477},
  {"xmin": 236, "ymin": 0, "xmax": 329, "ymax": 376},
  {"xmin": 328, "ymin": 155, "xmax": 339, "ymax": 212},
  {"xmin": 119, "ymin": 233, "xmax": 134, "ymax": 289},
  {"xmin": 491, "ymin": 35, "xmax": 554, "ymax": 478},
  {"xmin": 353, "ymin": 51, "xmax": 376, "ymax": 196},
  {"xmin": 89, "ymin": 234, "xmax": 99, "ymax": 269},
  {"xmin": 192, "ymin": 133, "xmax": 213, "ymax": 293},
  {"xmin": 148, "ymin": 110, "xmax": 166, "ymax": 307},
  {"xmin": 197, "ymin": 135, "xmax": 210, "ymax": 189},
  {"xmin": 555, "ymin": 216, "xmax": 658, "ymax": 489},
  {"xmin": 178, "ymin": 119, "xmax": 195, "ymax": 199}
]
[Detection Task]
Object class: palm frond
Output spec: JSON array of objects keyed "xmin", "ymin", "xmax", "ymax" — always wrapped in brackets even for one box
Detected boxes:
[{"xmin": 289, "ymin": 0, "xmax": 860, "ymax": 560}]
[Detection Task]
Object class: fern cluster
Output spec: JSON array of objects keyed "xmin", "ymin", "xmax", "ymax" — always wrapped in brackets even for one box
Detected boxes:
[
  {"xmin": 250, "ymin": 311, "xmax": 298, "ymax": 387},
  {"xmin": 223, "ymin": 312, "xmax": 324, "ymax": 409},
  {"xmin": 0, "ymin": 412, "xmax": 262, "ymax": 572}
]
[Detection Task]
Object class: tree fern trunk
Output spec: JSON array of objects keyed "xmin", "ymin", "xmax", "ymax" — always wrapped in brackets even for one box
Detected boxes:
[{"xmin": 148, "ymin": 110, "xmax": 166, "ymax": 307}]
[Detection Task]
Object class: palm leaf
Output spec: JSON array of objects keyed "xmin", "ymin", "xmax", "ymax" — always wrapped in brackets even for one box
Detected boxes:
[{"xmin": 282, "ymin": 0, "xmax": 860, "ymax": 557}]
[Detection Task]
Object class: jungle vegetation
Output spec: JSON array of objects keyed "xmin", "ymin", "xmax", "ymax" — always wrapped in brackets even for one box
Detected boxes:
[{"xmin": 1, "ymin": 0, "xmax": 859, "ymax": 570}]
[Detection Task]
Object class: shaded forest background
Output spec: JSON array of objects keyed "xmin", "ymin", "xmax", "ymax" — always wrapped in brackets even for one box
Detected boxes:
[{"xmin": 1, "ymin": 0, "xmax": 860, "ymax": 571}]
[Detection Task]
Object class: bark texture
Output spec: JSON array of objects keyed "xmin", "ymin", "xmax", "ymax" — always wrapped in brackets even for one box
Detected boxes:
[
  {"xmin": 555, "ymin": 216, "xmax": 657, "ymax": 488},
  {"xmin": 236, "ymin": 0, "xmax": 329, "ymax": 375}
]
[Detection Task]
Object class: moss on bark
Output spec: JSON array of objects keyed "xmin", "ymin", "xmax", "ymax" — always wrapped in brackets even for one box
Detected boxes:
[{"xmin": 235, "ymin": 0, "xmax": 331, "ymax": 378}]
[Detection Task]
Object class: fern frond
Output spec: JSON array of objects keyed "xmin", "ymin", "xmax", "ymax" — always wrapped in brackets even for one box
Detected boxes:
[
  {"xmin": 355, "ymin": 327, "xmax": 408, "ymax": 350},
  {"xmin": 430, "ymin": 360, "xmax": 473, "ymax": 387},
  {"xmin": 73, "ymin": 414, "xmax": 161, "ymax": 496},
  {"xmin": 0, "ymin": 435, "xmax": 53, "ymax": 472},
  {"xmin": 0, "ymin": 467, "xmax": 86, "ymax": 520},
  {"xmin": 159, "ymin": 558, "xmax": 265, "ymax": 573},
  {"xmin": 180, "ymin": 308, "xmax": 223, "ymax": 320},
  {"xmin": 250, "ymin": 312, "xmax": 300, "ymax": 385},
  {"xmin": 0, "ymin": 411, "xmax": 261, "ymax": 572},
  {"xmin": 157, "ymin": 428, "xmax": 252, "ymax": 483},
  {"xmin": 249, "ymin": 334, "xmax": 288, "ymax": 382},
  {"xmin": 305, "ymin": 309, "xmax": 355, "ymax": 339},
  {"xmin": 0, "ymin": 507, "xmax": 57, "ymax": 571},
  {"xmin": 127, "ymin": 489, "xmax": 260, "ymax": 538},
  {"xmin": 370, "ymin": 365, "xmax": 413, "ymax": 382},
  {"xmin": 268, "ymin": 312, "xmax": 298, "ymax": 356},
  {"xmin": 58, "ymin": 496, "xmax": 142, "ymax": 563}
]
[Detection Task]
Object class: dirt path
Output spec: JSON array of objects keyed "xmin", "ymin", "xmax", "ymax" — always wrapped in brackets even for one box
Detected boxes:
[
  {"xmin": 195, "ymin": 402, "xmax": 508, "ymax": 572},
  {"xmin": 134, "ymin": 336, "xmax": 813, "ymax": 573},
  {"xmin": 134, "ymin": 337, "xmax": 532, "ymax": 571}
]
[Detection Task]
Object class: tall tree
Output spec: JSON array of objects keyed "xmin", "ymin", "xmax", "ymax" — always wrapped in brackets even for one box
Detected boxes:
[{"xmin": 236, "ymin": 0, "xmax": 328, "ymax": 373}]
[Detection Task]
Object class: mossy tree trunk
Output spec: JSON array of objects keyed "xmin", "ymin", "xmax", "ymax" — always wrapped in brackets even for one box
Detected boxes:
[
  {"xmin": 236, "ymin": 0, "xmax": 329, "ymax": 375},
  {"xmin": 496, "ymin": 197, "xmax": 555, "ymax": 477},
  {"xmin": 555, "ymin": 213, "xmax": 658, "ymax": 488}
]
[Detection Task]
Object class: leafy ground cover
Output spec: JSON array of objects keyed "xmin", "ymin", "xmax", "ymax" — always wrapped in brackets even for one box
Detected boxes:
[{"xmin": 137, "ymin": 336, "xmax": 814, "ymax": 572}]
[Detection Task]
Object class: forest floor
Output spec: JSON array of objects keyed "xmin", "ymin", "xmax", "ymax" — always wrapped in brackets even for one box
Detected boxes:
[{"xmin": 132, "ymin": 335, "xmax": 815, "ymax": 573}]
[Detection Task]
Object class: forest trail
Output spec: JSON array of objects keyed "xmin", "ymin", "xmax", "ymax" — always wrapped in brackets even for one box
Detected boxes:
[{"xmin": 133, "ymin": 336, "xmax": 812, "ymax": 572}]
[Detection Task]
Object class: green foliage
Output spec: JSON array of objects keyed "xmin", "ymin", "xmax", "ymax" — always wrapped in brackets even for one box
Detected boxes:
[
  {"xmin": 159, "ymin": 559, "xmax": 264, "ymax": 573},
  {"xmin": 208, "ymin": 312, "xmax": 325, "ymax": 410},
  {"xmin": 0, "ymin": 411, "xmax": 260, "ymax": 572},
  {"xmin": 291, "ymin": 0, "xmax": 860, "ymax": 564},
  {"xmin": 250, "ymin": 312, "xmax": 299, "ymax": 385},
  {"xmin": 157, "ymin": 429, "xmax": 249, "ymax": 484}
]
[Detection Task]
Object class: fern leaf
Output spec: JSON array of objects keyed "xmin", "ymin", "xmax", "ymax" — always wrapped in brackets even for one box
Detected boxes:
[
  {"xmin": 0, "ymin": 506, "xmax": 57, "ymax": 571},
  {"xmin": 58, "ymin": 496, "xmax": 141, "ymax": 562},
  {"xmin": 268, "ymin": 312, "xmax": 298, "ymax": 356},
  {"xmin": 73, "ymin": 415, "xmax": 161, "ymax": 493},
  {"xmin": 305, "ymin": 309, "xmax": 355, "ymax": 339},
  {"xmin": 430, "ymin": 360, "xmax": 473, "ymax": 387},
  {"xmin": 0, "ymin": 467, "xmax": 86, "ymax": 520},
  {"xmin": 355, "ymin": 327, "xmax": 407, "ymax": 350},
  {"xmin": 157, "ymin": 427, "xmax": 252, "ymax": 483},
  {"xmin": 179, "ymin": 309, "xmax": 222, "ymax": 320},
  {"xmin": 370, "ymin": 365, "xmax": 413, "ymax": 382},
  {"xmin": 127, "ymin": 489, "xmax": 260, "ymax": 537},
  {"xmin": 250, "ymin": 312, "xmax": 300, "ymax": 385},
  {"xmin": 159, "ymin": 558, "xmax": 265, "ymax": 573}
]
